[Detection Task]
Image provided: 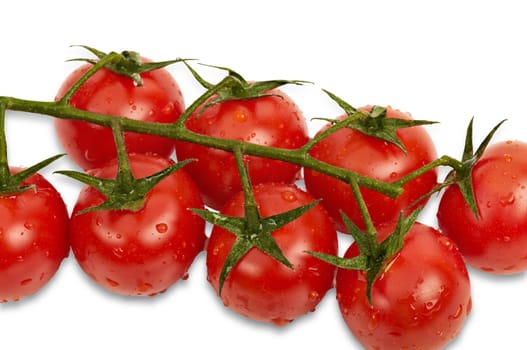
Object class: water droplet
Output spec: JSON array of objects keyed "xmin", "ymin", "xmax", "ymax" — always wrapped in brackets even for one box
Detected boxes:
[
  {"xmin": 24, "ymin": 222, "xmax": 33, "ymax": 230},
  {"xmin": 499, "ymin": 192, "xmax": 515, "ymax": 206},
  {"xmin": 156, "ymin": 223, "xmax": 168, "ymax": 233},
  {"xmin": 162, "ymin": 102, "xmax": 175, "ymax": 115},
  {"xmin": 106, "ymin": 277, "xmax": 120, "ymax": 287},
  {"xmin": 438, "ymin": 236, "xmax": 454, "ymax": 250},
  {"xmin": 20, "ymin": 278, "xmax": 32, "ymax": 286},
  {"xmin": 281, "ymin": 190, "xmax": 297, "ymax": 202},
  {"xmin": 425, "ymin": 299, "xmax": 439, "ymax": 311},
  {"xmin": 449, "ymin": 304, "xmax": 463, "ymax": 320},
  {"xmin": 233, "ymin": 109, "xmax": 247, "ymax": 122},
  {"xmin": 271, "ymin": 318, "xmax": 293, "ymax": 326},
  {"xmin": 308, "ymin": 266, "xmax": 320, "ymax": 277},
  {"xmin": 308, "ymin": 290, "xmax": 320, "ymax": 302},
  {"xmin": 368, "ymin": 310, "xmax": 381, "ymax": 331},
  {"xmin": 137, "ymin": 281, "xmax": 153, "ymax": 293},
  {"xmin": 112, "ymin": 247, "xmax": 124, "ymax": 258}
]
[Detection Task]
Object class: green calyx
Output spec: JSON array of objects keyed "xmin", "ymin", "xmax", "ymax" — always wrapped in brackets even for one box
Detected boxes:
[
  {"xmin": 308, "ymin": 176, "xmax": 422, "ymax": 305},
  {"xmin": 191, "ymin": 147, "xmax": 318, "ymax": 295},
  {"xmin": 68, "ymin": 45, "xmax": 189, "ymax": 87},
  {"xmin": 56, "ymin": 121, "xmax": 192, "ymax": 214},
  {"xmin": 0, "ymin": 102, "xmax": 63, "ymax": 195},
  {"xmin": 320, "ymin": 90, "xmax": 437, "ymax": 153},
  {"xmin": 184, "ymin": 61, "xmax": 309, "ymax": 114},
  {"xmin": 439, "ymin": 117, "xmax": 506, "ymax": 218}
]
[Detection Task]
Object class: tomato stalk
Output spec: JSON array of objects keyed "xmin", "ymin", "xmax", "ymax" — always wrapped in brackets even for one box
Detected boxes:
[
  {"xmin": 55, "ymin": 120, "xmax": 193, "ymax": 213},
  {"xmin": 0, "ymin": 101, "xmax": 63, "ymax": 195},
  {"xmin": 0, "ymin": 79, "xmax": 404, "ymax": 200},
  {"xmin": 309, "ymin": 178, "xmax": 422, "ymax": 305},
  {"xmin": 191, "ymin": 146, "xmax": 320, "ymax": 294}
]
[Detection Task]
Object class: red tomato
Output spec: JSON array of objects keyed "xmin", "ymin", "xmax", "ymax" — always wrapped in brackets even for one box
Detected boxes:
[
  {"xmin": 438, "ymin": 140, "xmax": 527, "ymax": 274},
  {"xmin": 304, "ymin": 106, "xmax": 437, "ymax": 232},
  {"xmin": 206, "ymin": 183, "xmax": 338, "ymax": 325},
  {"xmin": 54, "ymin": 59, "xmax": 184, "ymax": 170},
  {"xmin": 0, "ymin": 169, "xmax": 69, "ymax": 302},
  {"xmin": 174, "ymin": 90, "xmax": 309, "ymax": 210},
  {"xmin": 69, "ymin": 154, "xmax": 206, "ymax": 296},
  {"xmin": 337, "ymin": 222, "xmax": 471, "ymax": 350}
]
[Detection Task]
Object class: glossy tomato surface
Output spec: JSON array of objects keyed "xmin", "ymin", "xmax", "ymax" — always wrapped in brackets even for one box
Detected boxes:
[
  {"xmin": 69, "ymin": 154, "xmax": 206, "ymax": 296},
  {"xmin": 336, "ymin": 222, "xmax": 471, "ymax": 350},
  {"xmin": 54, "ymin": 59, "xmax": 184, "ymax": 170},
  {"xmin": 0, "ymin": 168, "xmax": 69, "ymax": 302},
  {"xmin": 206, "ymin": 183, "xmax": 338, "ymax": 325},
  {"xmin": 304, "ymin": 106, "xmax": 437, "ymax": 232},
  {"xmin": 438, "ymin": 140, "xmax": 527, "ymax": 274},
  {"xmin": 174, "ymin": 90, "xmax": 309, "ymax": 210}
]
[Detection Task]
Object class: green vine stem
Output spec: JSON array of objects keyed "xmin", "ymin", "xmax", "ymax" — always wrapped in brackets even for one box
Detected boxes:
[
  {"xmin": 0, "ymin": 73, "xmax": 404, "ymax": 199},
  {"xmin": 0, "ymin": 48, "xmax": 481, "ymax": 205}
]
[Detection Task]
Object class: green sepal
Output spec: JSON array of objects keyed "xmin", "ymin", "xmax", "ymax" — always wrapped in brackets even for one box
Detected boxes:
[
  {"xmin": 323, "ymin": 89, "xmax": 437, "ymax": 153},
  {"xmin": 0, "ymin": 102, "xmax": 65, "ymax": 195},
  {"xmin": 191, "ymin": 199, "xmax": 319, "ymax": 295},
  {"xmin": 184, "ymin": 61, "xmax": 309, "ymax": 115},
  {"xmin": 308, "ymin": 208, "xmax": 421, "ymax": 305},
  {"xmin": 57, "ymin": 159, "xmax": 193, "ymax": 214},
  {"xmin": 69, "ymin": 45, "xmax": 191, "ymax": 86},
  {"xmin": 0, "ymin": 154, "xmax": 65, "ymax": 196},
  {"xmin": 443, "ymin": 117, "xmax": 506, "ymax": 218}
]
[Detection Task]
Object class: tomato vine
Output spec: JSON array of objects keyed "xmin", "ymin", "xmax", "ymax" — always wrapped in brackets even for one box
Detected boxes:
[{"xmin": 0, "ymin": 45, "xmax": 505, "ymax": 349}]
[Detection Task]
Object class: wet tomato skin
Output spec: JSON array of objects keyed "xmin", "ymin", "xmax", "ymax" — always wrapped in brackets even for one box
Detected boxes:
[
  {"xmin": 69, "ymin": 154, "xmax": 206, "ymax": 296},
  {"xmin": 438, "ymin": 140, "xmax": 527, "ymax": 274},
  {"xmin": 336, "ymin": 223, "xmax": 471, "ymax": 350},
  {"xmin": 54, "ymin": 58, "xmax": 184, "ymax": 170},
  {"xmin": 0, "ymin": 168, "xmax": 69, "ymax": 302},
  {"xmin": 304, "ymin": 106, "xmax": 437, "ymax": 232},
  {"xmin": 206, "ymin": 183, "xmax": 338, "ymax": 325},
  {"xmin": 174, "ymin": 89, "xmax": 309, "ymax": 210}
]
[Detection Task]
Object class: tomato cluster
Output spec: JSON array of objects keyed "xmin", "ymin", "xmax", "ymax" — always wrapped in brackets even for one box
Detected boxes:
[{"xmin": 1, "ymin": 48, "xmax": 525, "ymax": 349}]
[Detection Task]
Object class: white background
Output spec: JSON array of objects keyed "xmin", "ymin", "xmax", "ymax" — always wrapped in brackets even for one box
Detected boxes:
[{"xmin": 1, "ymin": 1, "xmax": 526, "ymax": 349}]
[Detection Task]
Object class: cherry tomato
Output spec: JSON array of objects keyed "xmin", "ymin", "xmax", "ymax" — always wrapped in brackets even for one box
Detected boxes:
[
  {"xmin": 0, "ymin": 168, "xmax": 69, "ymax": 302},
  {"xmin": 206, "ymin": 182, "xmax": 338, "ymax": 325},
  {"xmin": 337, "ymin": 222, "xmax": 471, "ymax": 349},
  {"xmin": 54, "ymin": 58, "xmax": 184, "ymax": 170},
  {"xmin": 304, "ymin": 106, "xmax": 437, "ymax": 232},
  {"xmin": 438, "ymin": 140, "xmax": 527, "ymax": 274},
  {"xmin": 69, "ymin": 154, "xmax": 206, "ymax": 296},
  {"xmin": 174, "ymin": 90, "xmax": 309, "ymax": 210}
]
